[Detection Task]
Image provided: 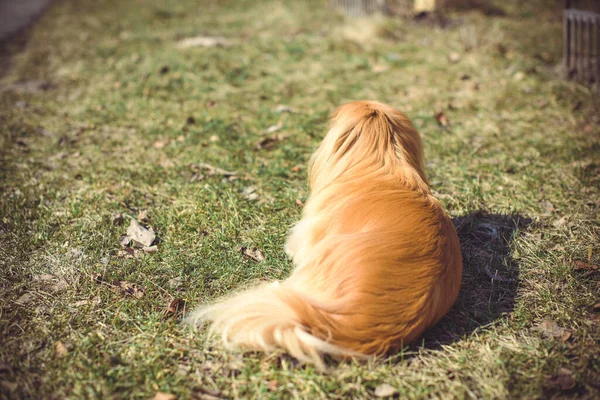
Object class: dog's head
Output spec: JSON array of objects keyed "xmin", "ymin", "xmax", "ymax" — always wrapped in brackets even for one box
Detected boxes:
[{"xmin": 308, "ymin": 101, "xmax": 427, "ymax": 191}]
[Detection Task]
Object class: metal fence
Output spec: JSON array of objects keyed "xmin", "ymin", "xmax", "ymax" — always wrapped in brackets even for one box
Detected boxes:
[
  {"xmin": 329, "ymin": 0, "xmax": 389, "ymax": 17},
  {"xmin": 564, "ymin": 7, "xmax": 600, "ymax": 87}
]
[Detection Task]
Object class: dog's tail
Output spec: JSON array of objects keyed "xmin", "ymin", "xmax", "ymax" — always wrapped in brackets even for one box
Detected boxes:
[{"xmin": 185, "ymin": 282, "xmax": 360, "ymax": 370}]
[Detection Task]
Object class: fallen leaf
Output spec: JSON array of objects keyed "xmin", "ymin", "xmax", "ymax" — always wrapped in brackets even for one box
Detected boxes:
[
  {"xmin": 542, "ymin": 200, "xmax": 556, "ymax": 213},
  {"xmin": 153, "ymin": 140, "xmax": 167, "ymax": 149},
  {"xmin": 168, "ymin": 277, "xmax": 182, "ymax": 289},
  {"xmin": 256, "ymin": 134, "xmax": 285, "ymax": 150},
  {"xmin": 142, "ymin": 245, "xmax": 158, "ymax": 254},
  {"xmin": 177, "ymin": 36, "xmax": 231, "ymax": 49},
  {"xmin": 55, "ymin": 340, "xmax": 68, "ymax": 358},
  {"xmin": 191, "ymin": 163, "xmax": 237, "ymax": 178},
  {"xmin": 593, "ymin": 303, "xmax": 600, "ymax": 312},
  {"xmin": 374, "ymin": 383, "xmax": 398, "ymax": 398},
  {"xmin": 239, "ymin": 246, "xmax": 265, "ymax": 262},
  {"xmin": 296, "ymin": 199, "xmax": 305, "ymax": 207},
  {"xmin": 0, "ymin": 381, "xmax": 18, "ymax": 392},
  {"xmin": 52, "ymin": 279, "xmax": 68, "ymax": 292},
  {"xmin": 583, "ymin": 125, "xmax": 593, "ymax": 133},
  {"xmin": 0, "ymin": 80, "xmax": 54, "ymax": 94},
  {"xmin": 263, "ymin": 124, "xmax": 282, "ymax": 135},
  {"xmin": 193, "ymin": 387, "xmax": 223, "ymax": 400},
  {"xmin": 448, "ymin": 52, "xmax": 461, "ymax": 63},
  {"xmin": 533, "ymin": 319, "xmax": 571, "ymax": 340},
  {"xmin": 552, "ymin": 217, "xmax": 567, "ymax": 227},
  {"xmin": 291, "ymin": 165, "xmax": 303, "ymax": 172},
  {"xmin": 125, "ymin": 219, "xmax": 156, "ymax": 248},
  {"xmin": 112, "ymin": 280, "xmax": 145, "ymax": 298},
  {"xmin": 112, "ymin": 212, "xmax": 125, "ymax": 226},
  {"xmin": 241, "ymin": 186, "xmax": 259, "ymax": 201},
  {"xmin": 137, "ymin": 210, "xmax": 150, "ymax": 223},
  {"xmin": 434, "ymin": 110, "xmax": 449, "ymax": 127},
  {"xmin": 573, "ymin": 260, "xmax": 599, "ymax": 271},
  {"xmin": 513, "ymin": 71, "xmax": 526, "ymax": 81},
  {"xmin": 267, "ymin": 380, "xmax": 279, "ymax": 391},
  {"xmin": 34, "ymin": 274, "xmax": 54, "ymax": 283},
  {"xmin": 15, "ymin": 293, "xmax": 35, "ymax": 305},
  {"xmin": 274, "ymin": 105, "xmax": 295, "ymax": 113},
  {"xmin": 164, "ymin": 298, "xmax": 186, "ymax": 319},
  {"xmin": 153, "ymin": 392, "xmax": 177, "ymax": 400},
  {"xmin": 545, "ymin": 367, "xmax": 576, "ymax": 391},
  {"xmin": 372, "ymin": 64, "xmax": 389, "ymax": 73}
]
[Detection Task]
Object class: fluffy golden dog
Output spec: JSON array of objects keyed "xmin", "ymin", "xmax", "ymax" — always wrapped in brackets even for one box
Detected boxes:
[{"xmin": 188, "ymin": 101, "xmax": 462, "ymax": 369}]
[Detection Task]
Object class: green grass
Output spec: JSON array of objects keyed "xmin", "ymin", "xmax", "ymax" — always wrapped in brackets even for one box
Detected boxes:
[{"xmin": 1, "ymin": 0, "xmax": 599, "ymax": 398}]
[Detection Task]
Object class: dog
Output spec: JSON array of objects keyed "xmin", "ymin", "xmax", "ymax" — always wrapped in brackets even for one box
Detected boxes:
[{"xmin": 187, "ymin": 101, "xmax": 462, "ymax": 369}]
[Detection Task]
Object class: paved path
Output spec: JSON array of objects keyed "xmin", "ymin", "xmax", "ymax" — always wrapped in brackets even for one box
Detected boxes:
[{"xmin": 0, "ymin": 0, "xmax": 53, "ymax": 39}]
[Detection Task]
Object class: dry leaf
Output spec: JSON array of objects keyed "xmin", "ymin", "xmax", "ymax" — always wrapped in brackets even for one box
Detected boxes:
[
  {"xmin": 239, "ymin": 246, "xmax": 265, "ymax": 262},
  {"xmin": 0, "ymin": 80, "xmax": 54, "ymax": 94},
  {"xmin": 274, "ymin": 105, "xmax": 295, "ymax": 113},
  {"xmin": 434, "ymin": 110, "xmax": 449, "ymax": 127},
  {"xmin": 291, "ymin": 165, "xmax": 303, "ymax": 172},
  {"xmin": 193, "ymin": 386, "xmax": 223, "ymax": 400},
  {"xmin": 372, "ymin": 64, "xmax": 389, "ymax": 73},
  {"xmin": 142, "ymin": 245, "xmax": 158, "ymax": 254},
  {"xmin": 263, "ymin": 124, "xmax": 282, "ymax": 135},
  {"xmin": 448, "ymin": 52, "xmax": 461, "ymax": 63},
  {"xmin": 534, "ymin": 319, "xmax": 571, "ymax": 340},
  {"xmin": 153, "ymin": 392, "xmax": 177, "ymax": 400},
  {"xmin": 125, "ymin": 219, "xmax": 156, "ymax": 248},
  {"xmin": 374, "ymin": 383, "xmax": 398, "ymax": 398},
  {"xmin": 592, "ymin": 303, "xmax": 600, "ymax": 312},
  {"xmin": 267, "ymin": 380, "xmax": 279, "ymax": 391},
  {"xmin": 0, "ymin": 381, "xmax": 17, "ymax": 392},
  {"xmin": 168, "ymin": 276, "xmax": 183, "ymax": 289},
  {"xmin": 137, "ymin": 210, "xmax": 150, "ymax": 223},
  {"xmin": 552, "ymin": 217, "xmax": 567, "ymax": 227},
  {"xmin": 256, "ymin": 134, "xmax": 285, "ymax": 150},
  {"xmin": 241, "ymin": 186, "xmax": 259, "ymax": 201},
  {"xmin": 192, "ymin": 163, "xmax": 237, "ymax": 178},
  {"xmin": 573, "ymin": 260, "xmax": 599, "ymax": 271},
  {"xmin": 153, "ymin": 140, "xmax": 167, "ymax": 149},
  {"xmin": 542, "ymin": 200, "xmax": 556, "ymax": 213},
  {"xmin": 15, "ymin": 293, "xmax": 35, "ymax": 306},
  {"xmin": 112, "ymin": 280, "xmax": 145, "ymax": 298},
  {"xmin": 545, "ymin": 367, "xmax": 576, "ymax": 391},
  {"xmin": 55, "ymin": 340, "xmax": 68, "ymax": 358},
  {"xmin": 177, "ymin": 36, "xmax": 231, "ymax": 48},
  {"xmin": 112, "ymin": 212, "xmax": 125, "ymax": 226},
  {"xmin": 296, "ymin": 199, "xmax": 305, "ymax": 207},
  {"xmin": 164, "ymin": 298, "xmax": 186, "ymax": 318},
  {"xmin": 52, "ymin": 279, "xmax": 69, "ymax": 292}
]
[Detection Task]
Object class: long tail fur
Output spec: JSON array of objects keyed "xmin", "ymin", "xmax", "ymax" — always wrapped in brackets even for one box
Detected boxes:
[{"xmin": 186, "ymin": 282, "xmax": 362, "ymax": 370}]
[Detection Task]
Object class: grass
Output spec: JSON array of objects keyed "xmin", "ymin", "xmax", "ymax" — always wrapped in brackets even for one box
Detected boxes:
[{"xmin": 1, "ymin": 0, "xmax": 599, "ymax": 398}]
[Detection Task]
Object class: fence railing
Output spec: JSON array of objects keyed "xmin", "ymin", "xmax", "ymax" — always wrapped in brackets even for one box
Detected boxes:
[
  {"xmin": 564, "ymin": 8, "xmax": 600, "ymax": 87},
  {"xmin": 329, "ymin": 0, "xmax": 389, "ymax": 17}
]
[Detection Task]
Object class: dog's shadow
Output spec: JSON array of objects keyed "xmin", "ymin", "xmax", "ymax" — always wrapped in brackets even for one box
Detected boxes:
[{"xmin": 418, "ymin": 211, "xmax": 531, "ymax": 349}]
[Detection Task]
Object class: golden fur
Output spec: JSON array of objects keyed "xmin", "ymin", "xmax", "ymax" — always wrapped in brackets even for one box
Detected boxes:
[{"xmin": 187, "ymin": 101, "xmax": 462, "ymax": 369}]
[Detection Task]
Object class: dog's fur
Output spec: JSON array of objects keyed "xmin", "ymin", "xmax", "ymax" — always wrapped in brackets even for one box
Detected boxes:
[{"xmin": 187, "ymin": 101, "xmax": 462, "ymax": 369}]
